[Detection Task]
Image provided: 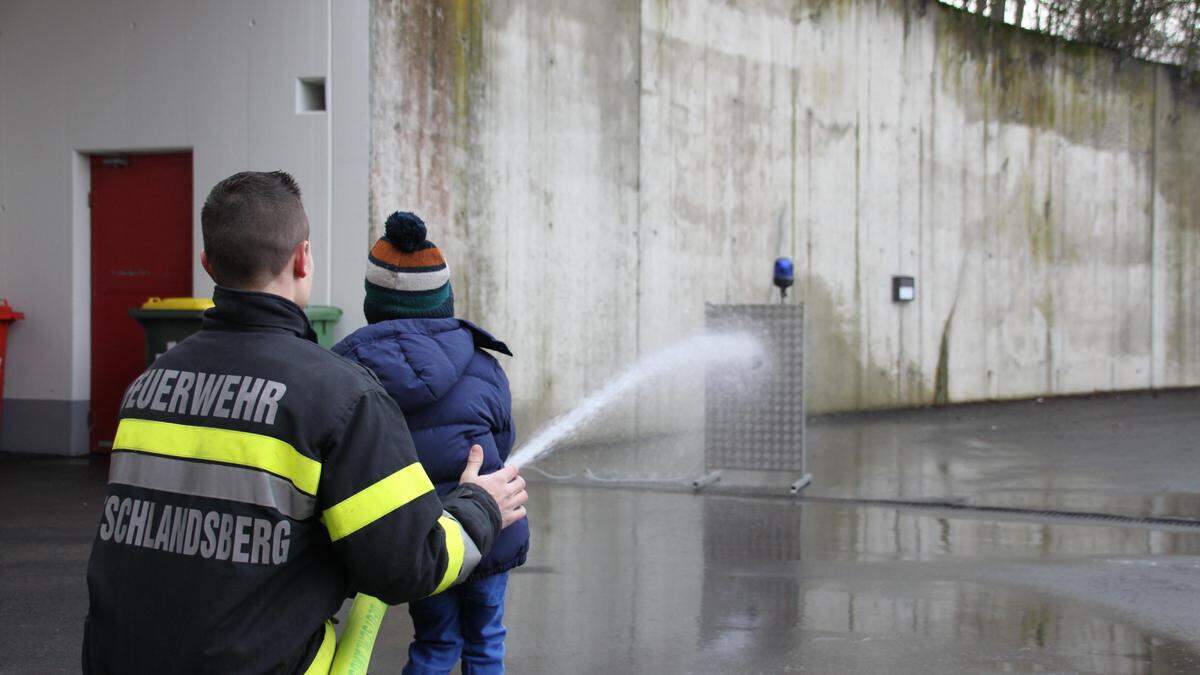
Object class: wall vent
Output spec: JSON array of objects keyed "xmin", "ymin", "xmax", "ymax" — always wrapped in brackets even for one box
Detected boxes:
[{"xmin": 296, "ymin": 77, "xmax": 326, "ymax": 113}]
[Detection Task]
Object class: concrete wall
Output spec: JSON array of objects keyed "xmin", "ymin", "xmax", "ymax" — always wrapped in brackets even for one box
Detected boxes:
[
  {"xmin": 370, "ymin": 0, "xmax": 1200, "ymax": 437},
  {"xmin": 0, "ymin": 0, "xmax": 370, "ymax": 454}
]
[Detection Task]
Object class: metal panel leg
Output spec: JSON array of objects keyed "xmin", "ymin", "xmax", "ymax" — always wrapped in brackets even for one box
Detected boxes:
[
  {"xmin": 692, "ymin": 471, "xmax": 722, "ymax": 491},
  {"xmin": 790, "ymin": 473, "xmax": 812, "ymax": 494}
]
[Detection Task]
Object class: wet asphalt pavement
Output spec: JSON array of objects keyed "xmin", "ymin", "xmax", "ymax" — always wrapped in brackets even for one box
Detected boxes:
[
  {"xmin": 804, "ymin": 390, "xmax": 1200, "ymax": 520},
  {"xmin": 3, "ymin": 390, "xmax": 1200, "ymax": 673}
]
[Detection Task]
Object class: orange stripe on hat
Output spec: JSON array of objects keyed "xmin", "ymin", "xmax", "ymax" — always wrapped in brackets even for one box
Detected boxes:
[{"xmin": 369, "ymin": 240, "xmax": 447, "ymax": 269}]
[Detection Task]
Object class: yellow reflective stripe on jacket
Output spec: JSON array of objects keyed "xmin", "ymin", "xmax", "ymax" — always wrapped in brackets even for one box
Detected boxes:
[
  {"xmin": 432, "ymin": 514, "xmax": 466, "ymax": 595},
  {"xmin": 113, "ymin": 418, "xmax": 321, "ymax": 496},
  {"xmin": 303, "ymin": 620, "xmax": 336, "ymax": 675},
  {"xmin": 322, "ymin": 463, "xmax": 434, "ymax": 542}
]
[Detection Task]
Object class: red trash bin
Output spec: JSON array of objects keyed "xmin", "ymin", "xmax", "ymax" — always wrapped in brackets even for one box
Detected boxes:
[{"xmin": 0, "ymin": 299, "xmax": 25, "ymax": 423}]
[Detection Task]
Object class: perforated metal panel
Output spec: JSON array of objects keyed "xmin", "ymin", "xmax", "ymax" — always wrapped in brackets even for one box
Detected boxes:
[{"xmin": 705, "ymin": 304, "xmax": 805, "ymax": 472}]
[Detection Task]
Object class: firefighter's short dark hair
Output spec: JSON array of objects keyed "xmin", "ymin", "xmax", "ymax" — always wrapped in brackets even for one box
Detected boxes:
[{"xmin": 201, "ymin": 171, "xmax": 310, "ymax": 288}]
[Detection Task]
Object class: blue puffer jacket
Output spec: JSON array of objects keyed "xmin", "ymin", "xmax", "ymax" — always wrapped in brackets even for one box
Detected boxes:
[{"xmin": 332, "ymin": 318, "xmax": 527, "ymax": 581}]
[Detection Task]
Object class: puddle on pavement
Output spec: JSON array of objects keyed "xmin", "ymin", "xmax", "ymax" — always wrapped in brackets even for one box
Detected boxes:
[
  {"xmin": 533, "ymin": 391, "xmax": 1200, "ymax": 524},
  {"xmin": 452, "ymin": 486, "xmax": 1200, "ymax": 674},
  {"xmin": 5, "ymin": 454, "xmax": 1200, "ymax": 673},
  {"xmin": 803, "ymin": 392, "xmax": 1200, "ymax": 522}
]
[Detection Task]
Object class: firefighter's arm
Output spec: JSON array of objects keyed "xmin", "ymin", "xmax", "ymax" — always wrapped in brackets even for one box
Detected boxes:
[{"xmin": 318, "ymin": 388, "xmax": 504, "ymax": 604}]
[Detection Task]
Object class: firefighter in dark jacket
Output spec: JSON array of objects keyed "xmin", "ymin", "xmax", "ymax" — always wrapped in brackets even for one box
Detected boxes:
[{"xmin": 82, "ymin": 171, "xmax": 528, "ymax": 674}]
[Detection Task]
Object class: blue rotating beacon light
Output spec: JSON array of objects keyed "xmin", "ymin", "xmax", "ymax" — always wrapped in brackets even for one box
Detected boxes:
[{"xmin": 773, "ymin": 257, "xmax": 794, "ymax": 303}]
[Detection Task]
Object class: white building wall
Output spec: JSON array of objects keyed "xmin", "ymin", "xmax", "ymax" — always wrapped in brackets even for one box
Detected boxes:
[{"xmin": 0, "ymin": 0, "xmax": 370, "ymax": 455}]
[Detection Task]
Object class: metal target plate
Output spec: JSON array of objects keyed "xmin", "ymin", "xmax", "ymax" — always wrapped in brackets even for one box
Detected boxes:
[{"xmin": 705, "ymin": 304, "xmax": 805, "ymax": 472}]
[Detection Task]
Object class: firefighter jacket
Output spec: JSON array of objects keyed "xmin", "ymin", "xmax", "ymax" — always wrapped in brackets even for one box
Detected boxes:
[{"xmin": 82, "ymin": 287, "xmax": 502, "ymax": 674}]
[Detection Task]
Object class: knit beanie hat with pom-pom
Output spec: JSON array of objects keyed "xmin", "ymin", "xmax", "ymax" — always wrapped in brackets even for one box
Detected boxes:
[{"xmin": 363, "ymin": 211, "xmax": 454, "ymax": 323}]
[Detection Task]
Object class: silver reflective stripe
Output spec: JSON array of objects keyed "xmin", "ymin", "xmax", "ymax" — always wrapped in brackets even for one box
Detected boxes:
[
  {"xmin": 109, "ymin": 451, "xmax": 317, "ymax": 519},
  {"xmin": 444, "ymin": 510, "xmax": 483, "ymax": 585}
]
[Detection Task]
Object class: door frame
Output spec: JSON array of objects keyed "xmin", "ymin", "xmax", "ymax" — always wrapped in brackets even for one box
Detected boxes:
[{"xmin": 75, "ymin": 147, "xmax": 195, "ymax": 451}]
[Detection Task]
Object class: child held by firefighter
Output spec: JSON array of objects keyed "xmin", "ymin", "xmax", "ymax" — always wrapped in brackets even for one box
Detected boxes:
[{"xmin": 333, "ymin": 212, "xmax": 527, "ymax": 675}]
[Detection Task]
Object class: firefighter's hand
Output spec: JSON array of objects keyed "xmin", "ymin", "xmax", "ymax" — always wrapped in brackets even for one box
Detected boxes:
[{"xmin": 460, "ymin": 445, "xmax": 528, "ymax": 529}]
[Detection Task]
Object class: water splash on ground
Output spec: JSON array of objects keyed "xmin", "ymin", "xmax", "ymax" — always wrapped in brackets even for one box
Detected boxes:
[{"xmin": 506, "ymin": 332, "xmax": 765, "ymax": 470}]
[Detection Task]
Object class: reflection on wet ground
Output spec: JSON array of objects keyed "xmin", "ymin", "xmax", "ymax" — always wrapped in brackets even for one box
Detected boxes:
[
  {"xmin": 805, "ymin": 390, "xmax": 1200, "ymax": 519},
  {"xmin": 538, "ymin": 390, "xmax": 1200, "ymax": 521},
  {"xmin": 4, "ymin": 392, "xmax": 1200, "ymax": 673},
  {"xmin": 393, "ymin": 485, "xmax": 1199, "ymax": 674}
]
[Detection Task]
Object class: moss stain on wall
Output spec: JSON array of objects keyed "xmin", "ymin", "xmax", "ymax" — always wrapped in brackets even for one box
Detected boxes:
[
  {"xmin": 933, "ymin": 307, "xmax": 953, "ymax": 405},
  {"xmin": 371, "ymin": 0, "xmax": 1200, "ymax": 420},
  {"xmin": 806, "ymin": 278, "xmax": 930, "ymax": 412}
]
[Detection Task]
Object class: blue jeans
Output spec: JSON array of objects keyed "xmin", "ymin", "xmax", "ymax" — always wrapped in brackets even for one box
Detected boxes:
[{"xmin": 402, "ymin": 572, "xmax": 508, "ymax": 675}]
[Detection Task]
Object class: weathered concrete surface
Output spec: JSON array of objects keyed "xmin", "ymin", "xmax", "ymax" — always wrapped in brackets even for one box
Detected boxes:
[
  {"xmin": 370, "ymin": 0, "xmax": 642, "ymax": 432},
  {"xmin": 370, "ymin": 0, "xmax": 1200, "ymax": 433},
  {"xmin": 1152, "ymin": 73, "xmax": 1200, "ymax": 388}
]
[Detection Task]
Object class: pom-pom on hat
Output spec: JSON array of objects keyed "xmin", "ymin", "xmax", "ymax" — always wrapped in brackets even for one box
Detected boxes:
[{"xmin": 364, "ymin": 211, "xmax": 454, "ymax": 322}]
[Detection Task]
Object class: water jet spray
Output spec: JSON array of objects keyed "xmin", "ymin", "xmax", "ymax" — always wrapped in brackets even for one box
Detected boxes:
[{"xmin": 505, "ymin": 332, "xmax": 765, "ymax": 470}]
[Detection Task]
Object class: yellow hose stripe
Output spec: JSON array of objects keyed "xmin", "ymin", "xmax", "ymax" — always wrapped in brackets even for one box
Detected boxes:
[
  {"xmin": 303, "ymin": 620, "xmax": 336, "ymax": 675},
  {"xmin": 113, "ymin": 418, "xmax": 321, "ymax": 496},
  {"xmin": 432, "ymin": 515, "xmax": 466, "ymax": 595},
  {"xmin": 322, "ymin": 463, "xmax": 434, "ymax": 542}
]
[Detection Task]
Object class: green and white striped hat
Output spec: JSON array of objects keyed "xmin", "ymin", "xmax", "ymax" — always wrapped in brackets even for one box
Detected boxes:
[{"xmin": 363, "ymin": 211, "xmax": 454, "ymax": 323}]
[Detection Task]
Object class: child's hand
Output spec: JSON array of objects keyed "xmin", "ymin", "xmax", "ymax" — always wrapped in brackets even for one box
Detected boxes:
[{"xmin": 460, "ymin": 445, "xmax": 528, "ymax": 529}]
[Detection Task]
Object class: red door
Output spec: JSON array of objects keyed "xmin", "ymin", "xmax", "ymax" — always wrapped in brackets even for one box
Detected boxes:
[{"xmin": 90, "ymin": 153, "xmax": 192, "ymax": 452}]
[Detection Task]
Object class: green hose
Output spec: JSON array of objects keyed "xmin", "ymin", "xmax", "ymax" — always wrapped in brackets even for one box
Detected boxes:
[{"xmin": 329, "ymin": 594, "xmax": 388, "ymax": 675}]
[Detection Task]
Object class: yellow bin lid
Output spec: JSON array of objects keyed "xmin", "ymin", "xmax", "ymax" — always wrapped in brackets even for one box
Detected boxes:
[{"xmin": 141, "ymin": 297, "xmax": 215, "ymax": 311}]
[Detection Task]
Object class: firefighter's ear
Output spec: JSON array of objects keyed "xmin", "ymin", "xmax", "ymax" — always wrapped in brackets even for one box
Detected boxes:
[
  {"xmin": 200, "ymin": 251, "xmax": 214, "ymax": 278},
  {"xmin": 293, "ymin": 241, "xmax": 311, "ymax": 279}
]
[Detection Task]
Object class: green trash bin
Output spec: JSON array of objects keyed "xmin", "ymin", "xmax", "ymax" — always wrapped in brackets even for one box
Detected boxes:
[
  {"xmin": 132, "ymin": 298, "xmax": 343, "ymax": 365},
  {"xmin": 305, "ymin": 305, "xmax": 343, "ymax": 349},
  {"xmin": 130, "ymin": 297, "xmax": 215, "ymax": 365}
]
